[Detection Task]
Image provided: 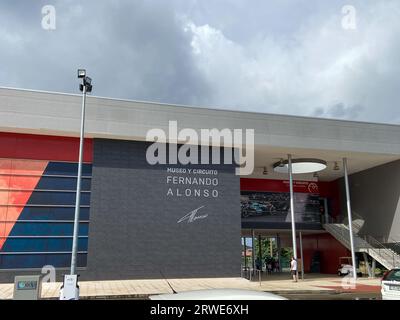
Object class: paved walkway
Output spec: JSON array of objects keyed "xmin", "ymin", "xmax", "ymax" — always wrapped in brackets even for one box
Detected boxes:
[{"xmin": 0, "ymin": 274, "xmax": 381, "ymax": 299}]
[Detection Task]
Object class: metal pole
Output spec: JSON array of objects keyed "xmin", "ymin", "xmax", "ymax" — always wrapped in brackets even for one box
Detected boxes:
[
  {"xmin": 70, "ymin": 85, "xmax": 86, "ymax": 275},
  {"xmin": 323, "ymin": 198, "xmax": 329, "ymax": 223},
  {"xmin": 258, "ymin": 234, "xmax": 262, "ymax": 271},
  {"xmin": 243, "ymin": 237, "xmax": 248, "ymax": 271},
  {"xmin": 299, "ymin": 232, "xmax": 304, "ymax": 280},
  {"xmin": 371, "ymin": 259, "xmax": 376, "ymax": 278},
  {"xmin": 288, "ymin": 154, "xmax": 298, "ymax": 264},
  {"xmin": 277, "ymin": 234, "xmax": 281, "ymax": 272},
  {"xmin": 343, "ymin": 157, "xmax": 357, "ymax": 280},
  {"xmin": 362, "ymin": 252, "xmax": 372, "ymax": 277},
  {"xmin": 251, "ymin": 229, "xmax": 256, "ymax": 272},
  {"xmin": 270, "ymin": 237, "xmax": 273, "ymax": 257}
]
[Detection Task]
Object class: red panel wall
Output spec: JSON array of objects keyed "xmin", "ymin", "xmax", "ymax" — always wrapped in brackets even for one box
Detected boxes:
[
  {"xmin": 0, "ymin": 132, "xmax": 93, "ymax": 162},
  {"xmin": 241, "ymin": 178, "xmax": 336, "ymax": 196},
  {"xmin": 300, "ymin": 233, "xmax": 350, "ymax": 274},
  {"xmin": 241, "ymin": 178, "xmax": 347, "ymax": 274}
]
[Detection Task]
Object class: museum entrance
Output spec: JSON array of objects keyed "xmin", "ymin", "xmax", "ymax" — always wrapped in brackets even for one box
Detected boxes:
[
  {"xmin": 241, "ymin": 228, "xmax": 347, "ymax": 278},
  {"xmin": 240, "ymin": 229, "xmax": 324, "ymax": 280},
  {"xmin": 241, "ymin": 231, "xmax": 293, "ymax": 280}
]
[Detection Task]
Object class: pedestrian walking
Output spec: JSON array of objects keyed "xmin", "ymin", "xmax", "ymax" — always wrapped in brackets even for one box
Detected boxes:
[
  {"xmin": 290, "ymin": 256, "xmax": 298, "ymax": 282},
  {"xmin": 274, "ymin": 259, "xmax": 280, "ymax": 272},
  {"xmin": 267, "ymin": 261, "xmax": 272, "ymax": 274}
]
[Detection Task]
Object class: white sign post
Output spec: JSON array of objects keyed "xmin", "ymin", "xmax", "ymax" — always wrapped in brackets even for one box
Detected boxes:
[{"xmin": 59, "ymin": 274, "xmax": 79, "ymax": 300}]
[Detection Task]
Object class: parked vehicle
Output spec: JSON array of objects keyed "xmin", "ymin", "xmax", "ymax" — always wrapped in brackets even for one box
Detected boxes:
[
  {"xmin": 337, "ymin": 264, "xmax": 362, "ymax": 277},
  {"xmin": 381, "ymin": 269, "xmax": 400, "ymax": 300},
  {"xmin": 337, "ymin": 257, "xmax": 362, "ymax": 277}
]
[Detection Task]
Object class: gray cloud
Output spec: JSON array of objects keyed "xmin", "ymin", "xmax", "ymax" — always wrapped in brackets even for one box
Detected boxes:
[
  {"xmin": 0, "ymin": 0, "xmax": 399, "ymax": 124},
  {"xmin": 0, "ymin": 0, "xmax": 211, "ymax": 105},
  {"xmin": 313, "ymin": 103, "xmax": 364, "ymax": 119}
]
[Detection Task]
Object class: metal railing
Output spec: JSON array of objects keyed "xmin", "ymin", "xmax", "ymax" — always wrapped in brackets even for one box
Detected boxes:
[
  {"xmin": 323, "ymin": 220, "xmax": 400, "ymax": 269},
  {"xmin": 241, "ymin": 267, "xmax": 262, "ymax": 285},
  {"xmin": 341, "ymin": 211, "xmax": 365, "ymax": 233},
  {"xmin": 382, "ymin": 238, "xmax": 400, "ymax": 256},
  {"xmin": 364, "ymin": 235, "xmax": 400, "ymax": 269},
  {"xmin": 351, "ymin": 218, "xmax": 364, "ymax": 234},
  {"xmin": 323, "ymin": 223, "xmax": 368, "ymax": 251}
]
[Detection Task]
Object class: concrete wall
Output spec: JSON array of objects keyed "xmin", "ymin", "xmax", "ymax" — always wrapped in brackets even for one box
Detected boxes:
[
  {"xmin": 339, "ymin": 159, "xmax": 400, "ymax": 242},
  {"xmin": 0, "ymin": 137, "xmax": 241, "ymax": 283},
  {"xmin": 85, "ymin": 139, "xmax": 241, "ymax": 279},
  {"xmin": 1, "ymin": 87, "xmax": 400, "ymax": 157}
]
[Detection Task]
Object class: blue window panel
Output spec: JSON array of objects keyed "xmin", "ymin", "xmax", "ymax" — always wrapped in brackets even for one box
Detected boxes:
[
  {"xmin": 0, "ymin": 253, "xmax": 87, "ymax": 269},
  {"xmin": 18, "ymin": 207, "xmax": 90, "ymax": 221},
  {"xmin": 2, "ymin": 238, "xmax": 44, "ymax": 252},
  {"xmin": 36, "ymin": 176, "xmax": 91, "ymax": 191},
  {"xmin": 44, "ymin": 253, "xmax": 87, "ymax": 268},
  {"xmin": 27, "ymin": 191, "xmax": 91, "ymax": 206},
  {"xmin": 44, "ymin": 162, "xmax": 92, "ymax": 177},
  {"xmin": 0, "ymin": 254, "xmax": 44, "ymax": 269},
  {"xmin": 46, "ymin": 238, "xmax": 87, "ymax": 252},
  {"xmin": 1, "ymin": 238, "xmax": 88, "ymax": 252},
  {"xmin": 9, "ymin": 222, "xmax": 88, "ymax": 237}
]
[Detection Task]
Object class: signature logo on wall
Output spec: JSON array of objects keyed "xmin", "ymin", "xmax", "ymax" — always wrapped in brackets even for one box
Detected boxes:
[{"xmin": 177, "ymin": 205, "xmax": 208, "ymax": 223}]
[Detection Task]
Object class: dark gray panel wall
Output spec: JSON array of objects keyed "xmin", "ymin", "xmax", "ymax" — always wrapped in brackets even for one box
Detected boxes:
[
  {"xmin": 85, "ymin": 139, "xmax": 241, "ymax": 280},
  {"xmin": 339, "ymin": 159, "xmax": 400, "ymax": 242}
]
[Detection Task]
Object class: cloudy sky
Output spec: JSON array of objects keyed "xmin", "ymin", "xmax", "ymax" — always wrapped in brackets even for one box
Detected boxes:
[{"xmin": 0, "ymin": 0, "xmax": 399, "ymax": 123}]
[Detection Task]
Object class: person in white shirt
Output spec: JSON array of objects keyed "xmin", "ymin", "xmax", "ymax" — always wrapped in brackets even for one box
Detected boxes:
[{"xmin": 290, "ymin": 257, "xmax": 298, "ymax": 282}]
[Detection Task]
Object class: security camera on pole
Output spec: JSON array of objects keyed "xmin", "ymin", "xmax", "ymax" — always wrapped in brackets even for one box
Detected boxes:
[{"xmin": 60, "ymin": 69, "xmax": 92, "ymax": 300}]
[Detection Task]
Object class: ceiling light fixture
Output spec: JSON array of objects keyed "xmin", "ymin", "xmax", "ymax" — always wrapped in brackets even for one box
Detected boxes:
[{"xmin": 273, "ymin": 158, "xmax": 327, "ymax": 174}]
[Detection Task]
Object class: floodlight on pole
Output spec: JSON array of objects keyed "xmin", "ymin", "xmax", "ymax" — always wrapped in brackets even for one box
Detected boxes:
[
  {"xmin": 84, "ymin": 76, "xmax": 92, "ymax": 86},
  {"xmin": 77, "ymin": 69, "xmax": 86, "ymax": 78}
]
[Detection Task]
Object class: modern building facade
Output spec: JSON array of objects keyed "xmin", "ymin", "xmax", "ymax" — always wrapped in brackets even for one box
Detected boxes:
[{"xmin": 0, "ymin": 87, "xmax": 399, "ymax": 282}]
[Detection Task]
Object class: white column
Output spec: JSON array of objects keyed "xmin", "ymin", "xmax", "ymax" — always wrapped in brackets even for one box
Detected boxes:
[
  {"xmin": 343, "ymin": 157, "xmax": 357, "ymax": 280},
  {"xmin": 299, "ymin": 231, "xmax": 304, "ymax": 280},
  {"xmin": 288, "ymin": 154, "xmax": 298, "ymax": 263},
  {"xmin": 323, "ymin": 198, "xmax": 329, "ymax": 223},
  {"xmin": 251, "ymin": 229, "xmax": 256, "ymax": 271}
]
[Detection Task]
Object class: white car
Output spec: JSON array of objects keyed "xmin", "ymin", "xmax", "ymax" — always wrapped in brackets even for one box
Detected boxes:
[
  {"xmin": 149, "ymin": 289, "xmax": 287, "ymax": 300},
  {"xmin": 337, "ymin": 264, "xmax": 362, "ymax": 277},
  {"xmin": 381, "ymin": 269, "xmax": 400, "ymax": 300}
]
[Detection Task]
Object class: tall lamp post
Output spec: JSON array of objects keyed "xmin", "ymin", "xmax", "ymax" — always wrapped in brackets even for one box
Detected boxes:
[
  {"xmin": 71, "ymin": 69, "xmax": 92, "ymax": 275},
  {"xmin": 61, "ymin": 69, "xmax": 92, "ymax": 300}
]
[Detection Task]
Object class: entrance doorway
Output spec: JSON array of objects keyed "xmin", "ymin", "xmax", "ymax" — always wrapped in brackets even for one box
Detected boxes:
[{"xmin": 241, "ymin": 233, "xmax": 294, "ymax": 279}]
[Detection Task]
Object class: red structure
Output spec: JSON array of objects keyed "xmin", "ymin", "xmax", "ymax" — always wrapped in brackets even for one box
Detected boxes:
[
  {"xmin": 241, "ymin": 177, "xmax": 348, "ymax": 274},
  {"xmin": 301, "ymin": 233, "xmax": 350, "ymax": 274},
  {"xmin": 0, "ymin": 132, "xmax": 93, "ymax": 162}
]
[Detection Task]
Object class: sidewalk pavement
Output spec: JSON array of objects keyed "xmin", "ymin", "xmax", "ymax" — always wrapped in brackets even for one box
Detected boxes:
[{"xmin": 0, "ymin": 274, "xmax": 381, "ymax": 300}]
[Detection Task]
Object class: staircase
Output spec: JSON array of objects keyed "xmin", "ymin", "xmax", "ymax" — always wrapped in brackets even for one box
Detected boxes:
[{"xmin": 323, "ymin": 220, "xmax": 400, "ymax": 270}]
